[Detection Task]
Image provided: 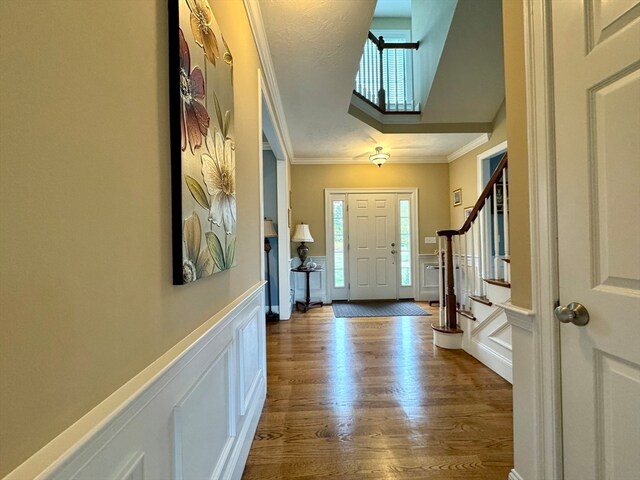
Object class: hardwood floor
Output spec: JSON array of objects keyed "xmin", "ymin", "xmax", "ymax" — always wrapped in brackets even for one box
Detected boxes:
[{"xmin": 242, "ymin": 304, "xmax": 513, "ymax": 479}]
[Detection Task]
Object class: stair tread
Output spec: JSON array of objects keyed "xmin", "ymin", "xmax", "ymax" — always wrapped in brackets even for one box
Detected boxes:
[
  {"xmin": 456, "ymin": 308, "xmax": 476, "ymax": 321},
  {"xmin": 469, "ymin": 295, "xmax": 493, "ymax": 306},
  {"xmin": 502, "ymin": 257, "xmax": 511, "ymax": 263},
  {"xmin": 483, "ymin": 278, "xmax": 511, "ymax": 288}
]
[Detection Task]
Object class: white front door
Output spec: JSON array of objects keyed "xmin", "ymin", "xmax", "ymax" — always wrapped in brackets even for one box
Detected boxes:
[
  {"xmin": 348, "ymin": 193, "xmax": 397, "ymax": 300},
  {"xmin": 552, "ymin": 1, "xmax": 640, "ymax": 478}
]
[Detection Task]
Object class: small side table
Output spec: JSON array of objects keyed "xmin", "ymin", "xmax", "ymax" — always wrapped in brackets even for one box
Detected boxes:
[{"xmin": 291, "ymin": 267, "xmax": 323, "ymax": 312}]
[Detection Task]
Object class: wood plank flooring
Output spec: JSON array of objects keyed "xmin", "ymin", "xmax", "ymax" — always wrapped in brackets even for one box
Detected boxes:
[{"xmin": 242, "ymin": 304, "xmax": 513, "ymax": 479}]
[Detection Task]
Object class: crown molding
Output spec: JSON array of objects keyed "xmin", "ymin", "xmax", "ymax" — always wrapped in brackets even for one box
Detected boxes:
[
  {"xmin": 291, "ymin": 156, "xmax": 448, "ymax": 165},
  {"xmin": 243, "ymin": 0, "xmax": 294, "ymax": 160},
  {"xmin": 447, "ymin": 133, "xmax": 490, "ymax": 162}
]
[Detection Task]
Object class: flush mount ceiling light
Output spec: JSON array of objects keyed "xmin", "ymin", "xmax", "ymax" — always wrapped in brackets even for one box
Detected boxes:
[{"xmin": 369, "ymin": 146, "xmax": 389, "ymax": 167}]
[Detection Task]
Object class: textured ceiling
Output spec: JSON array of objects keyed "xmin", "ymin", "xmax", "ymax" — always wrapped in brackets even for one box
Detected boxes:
[{"xmin": 260, "ymin": 0, "xmax": 499, "ymax": 163}]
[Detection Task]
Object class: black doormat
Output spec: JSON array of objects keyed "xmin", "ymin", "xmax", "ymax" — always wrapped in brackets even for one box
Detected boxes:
[{"xmin": 332, "ymin": 301, "xmax": 431, "ymax": 318}]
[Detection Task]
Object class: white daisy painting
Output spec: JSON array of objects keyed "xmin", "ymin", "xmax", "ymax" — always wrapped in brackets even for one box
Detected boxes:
[{"xmin": 171, "ymin": 0, "xmax": 236, "ymax": 285}]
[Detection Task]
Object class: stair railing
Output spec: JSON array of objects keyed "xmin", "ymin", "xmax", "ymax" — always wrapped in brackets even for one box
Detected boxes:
[
  {"xmin": 436, "ymin": 153, "xmax": 509, "ymax": 331},
  {"xmin": 354, "ymin": 31, "xmax": 419, "ymax": 112}
]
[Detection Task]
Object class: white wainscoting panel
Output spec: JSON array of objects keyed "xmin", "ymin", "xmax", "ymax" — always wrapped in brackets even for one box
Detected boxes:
[
  {"xmin": 5, "ymin": 283, "xmax": 267, "ymax": 480},
  {"xmin": 173, "ymin": 342, "xmax": 235, "ymax": 480},
  {"xmin": 417, "ymin": 254, "xmax": 439, "ymax": 302},
  {"xmin": 291, "ymin": 256, "xmax": 327, "ymax": 304}
]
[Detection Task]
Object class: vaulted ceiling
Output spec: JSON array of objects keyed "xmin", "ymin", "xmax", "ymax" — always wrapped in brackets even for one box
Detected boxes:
[{"xmin": 259, "ymin": 0, "xmax": 504, "ymax": 164}]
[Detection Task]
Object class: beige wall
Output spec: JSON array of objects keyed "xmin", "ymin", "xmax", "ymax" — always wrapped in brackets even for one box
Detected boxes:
[
  {"xmin": 0, "ymin": 1, "xmax": 262, "ymax": 475},
  {"xmin": 290, "ymin": 163, "xmax": 450, "ymax": 256},
  {"xmin": 503, "ymin": 0, "xmax": 531, "ymax": 309},
  {"xmin": 448, "ymin": 103, "xmax": 507, "ymax": 229}
]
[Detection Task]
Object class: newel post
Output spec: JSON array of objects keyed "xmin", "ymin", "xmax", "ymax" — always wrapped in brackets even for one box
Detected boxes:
[{"xmin": 432, "ymin": 230, "xmax": 463, "ymax": 349}]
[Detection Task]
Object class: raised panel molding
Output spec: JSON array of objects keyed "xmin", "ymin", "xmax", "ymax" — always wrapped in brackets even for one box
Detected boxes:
[
  {"xmin": 238, "ymin": 307, "xmax": 263, "ymax": 416},
  {"xmin": 417, "ymin": 254, "xmax": 439, "ymax": 302},
  {"xmin": 5, "ymin": 283, "xmax": 267, "ymax": 480},
  {"xmin": 173, "ymin": 344, "xmax": 235, "ymax": 480}
]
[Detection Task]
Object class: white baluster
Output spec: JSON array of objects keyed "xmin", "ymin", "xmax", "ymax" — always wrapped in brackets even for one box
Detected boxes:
[
  {"xmin": 493, "ymin": 183, "xmax": 499, "ymax": 279},
  {"xmin": 470, "ymin": 220, "xmax": 476, "ymax": 297},
  {"xmin": 477, "ymin": 217, "xmax": 484, "ymax": 296},
  {"xmin": 503, "ymin": 168, "xmax": 510, "ymax": 282},
  {"xmin": 462, "ymin": 232, "xmax": 468, "ymax": 309},
  {"xmin": 483, "ymin": 199, "xmax": 491, "ymax": 292}
]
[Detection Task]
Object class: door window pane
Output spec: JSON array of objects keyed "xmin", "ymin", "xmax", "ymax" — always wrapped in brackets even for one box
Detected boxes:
[
  {"xmin": 399, "ymin": 199, "xmax": 411, "ymax": 286},
  {"xmin": 333, "ymin": 200, "xmax": 345, "ymax": 288}
]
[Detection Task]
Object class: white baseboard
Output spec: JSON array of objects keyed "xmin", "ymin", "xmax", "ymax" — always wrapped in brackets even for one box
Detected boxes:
[
  {"xmin": 465, "ymin": 338, "xmax": 513, "ymax": 383},
  {"xmin": 5, "ymin": 283, "xmax": 267, "ymax": 480},
  {"xmin": 508, "ymin": 468, "xmax": 525, "ymax": 480}
]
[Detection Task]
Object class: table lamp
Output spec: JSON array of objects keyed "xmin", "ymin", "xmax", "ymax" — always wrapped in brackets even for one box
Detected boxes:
[{"xmin": 292, "ymin": 223, "xmax": 314, "ymax": 266}]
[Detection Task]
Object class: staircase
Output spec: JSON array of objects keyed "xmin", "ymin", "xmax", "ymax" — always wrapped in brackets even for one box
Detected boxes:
[{"xmin": 433, "ymin": 153, "xmax": 513, "ymax": 382}]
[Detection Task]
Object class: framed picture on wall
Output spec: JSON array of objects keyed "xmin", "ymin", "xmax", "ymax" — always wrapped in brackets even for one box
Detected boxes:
[{"xmin": 453, "ymin": 188, "xmax": 462, "ymax": 206}]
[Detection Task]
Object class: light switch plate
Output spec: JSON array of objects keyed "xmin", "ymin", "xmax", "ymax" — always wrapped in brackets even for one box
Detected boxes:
[{"xmin": 425, "ymin": 237, "xmax": 436, "ymax": 244}]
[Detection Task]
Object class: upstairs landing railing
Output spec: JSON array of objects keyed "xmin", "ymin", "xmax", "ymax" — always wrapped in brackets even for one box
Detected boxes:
[
  {"xmin": 435, "ymin": 153, "xmax": 510, "ymax": 332},
  {"xmin": 354, "ymin": 32, "xmax": 419, "ymax": 113}
]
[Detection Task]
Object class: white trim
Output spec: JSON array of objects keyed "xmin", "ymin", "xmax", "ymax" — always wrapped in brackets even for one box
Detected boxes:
[
  {"xmin": 243, "ymin": 0, "xmax": 294, "ymax": 161},
  {"xmin": 292, "ymin": 156, "xmax": 447, "ymax": 165},
  {"xmin": 447, "ymin": 133, "xmax": 491, "ymax": 162},
  {"xmin": 324, "ymin": 188, "xmax": 419, "ymax": 303},
  {"xmin": 476, "ymin": 140, "xmax": 508, "ymax": 196},
  {"xmin": 432, "ymin": 329, "xmax": 463, "ymax": 349},
  {"xmin": 258, "ymin": 72, "xmax": 266, "ymax": 284},
  {"xmin": 523, "ymin": 0, "xmax": 563, "ymax": 477},
  {"xmin": 276, "ymin": 159, "xmax": 291, "ymax": 320},
  {"xmin": 467, "ymin": 336, "xmax": 513, "ymax": 382},
  {"xmin": 5, "ymin": 283, "xmax": 267, "ymax": 480},
  {"xmin": 509, "ymin": 469, "xmax": 526, "ymax": 480},
  {"xmin": 501, "ymin": 301, "xmax": 535, "ymax": 332}
]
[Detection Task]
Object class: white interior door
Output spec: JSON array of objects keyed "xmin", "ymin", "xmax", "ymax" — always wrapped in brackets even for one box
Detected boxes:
[
  {"xmin": 552, "ymin": 2, "xmax": 640, "ymax": 478},
  {"xmin": 348, "ymin": 193, "xmax": 397, "ymax": 300}
]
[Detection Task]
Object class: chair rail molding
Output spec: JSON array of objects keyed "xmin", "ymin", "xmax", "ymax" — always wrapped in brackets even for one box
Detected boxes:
[{"xmin": 5, "ymin": 283, "xmax": 268, "ymax": 480}]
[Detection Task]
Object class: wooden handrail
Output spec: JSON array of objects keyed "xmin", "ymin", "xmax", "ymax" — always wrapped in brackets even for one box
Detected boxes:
[
  {"xmin": 459, "ymin": 152, "xmax": 508, "ymax": 234},
  {"xmin": 367, "ymin": 31, "xmax": 419, "ymax": 51}
]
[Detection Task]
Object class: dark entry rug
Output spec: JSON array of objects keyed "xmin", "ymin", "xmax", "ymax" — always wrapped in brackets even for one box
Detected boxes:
[{"xmin": 332, "ymin": 301, "xmax": 431, "ymax": 318}]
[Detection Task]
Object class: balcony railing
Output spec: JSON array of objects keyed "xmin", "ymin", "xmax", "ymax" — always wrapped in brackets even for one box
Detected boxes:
[{"xmin": 354, "ymin": 32, "xmax": 419, "ymax": 113}]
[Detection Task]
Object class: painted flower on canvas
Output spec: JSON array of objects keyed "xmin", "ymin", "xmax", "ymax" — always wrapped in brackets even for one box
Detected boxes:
[
  {"xmin": 173, "ymin": 0, "xmax": 236, "ymax": 285},
  {"xmin": 182, "ymin": 212, "xmax": 214, "ymax": 283},
  {"xmin": 202, "ymin": 129, "xmax": 236, "ymax": 234},
  {"xmin": 186, "ymin": 0, "xmax": 220, "ymax": 65},
  {"xmin": 179, "ymin": 28, "xmax": 209, "ymax": 153}
]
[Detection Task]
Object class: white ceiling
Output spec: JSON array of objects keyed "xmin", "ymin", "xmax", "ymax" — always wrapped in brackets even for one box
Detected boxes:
[{"xmin": 259, "ymin": 0, "xmax": 501, "ymax": 164}]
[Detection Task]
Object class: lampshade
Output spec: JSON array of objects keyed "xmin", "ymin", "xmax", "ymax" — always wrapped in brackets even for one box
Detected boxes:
[
  {"xmin": 369, "ymin": 146, "xmax": 389, "ymax": 167},
  {"xmin": 264, "ymin": 218, "xmax": 278, "ymax": 238},
  {"xmin": 292, "ymin": 223, "xmax": 314, "ymax": 243}
]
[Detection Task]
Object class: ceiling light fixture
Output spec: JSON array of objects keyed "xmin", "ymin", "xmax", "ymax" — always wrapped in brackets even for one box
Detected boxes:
[{"xmin": 369, "ymin": 146, "xmax": 389, "ymax": 167}]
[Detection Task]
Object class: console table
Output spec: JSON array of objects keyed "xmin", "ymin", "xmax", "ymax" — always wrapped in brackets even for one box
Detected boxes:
[{"xmin": 291, "ymin": 267, "xmax": 323, "ymax": 312}]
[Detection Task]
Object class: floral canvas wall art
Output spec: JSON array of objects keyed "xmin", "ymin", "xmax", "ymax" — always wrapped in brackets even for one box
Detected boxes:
[{"xmin": 170, "ymin": 0, "xmax": 236, "ymax": 285}]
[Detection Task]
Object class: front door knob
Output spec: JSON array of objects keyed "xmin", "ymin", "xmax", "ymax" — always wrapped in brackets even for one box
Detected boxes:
[{"xmin": 554, "ymin": 302, "xmax": 589, "ymax": 326}]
